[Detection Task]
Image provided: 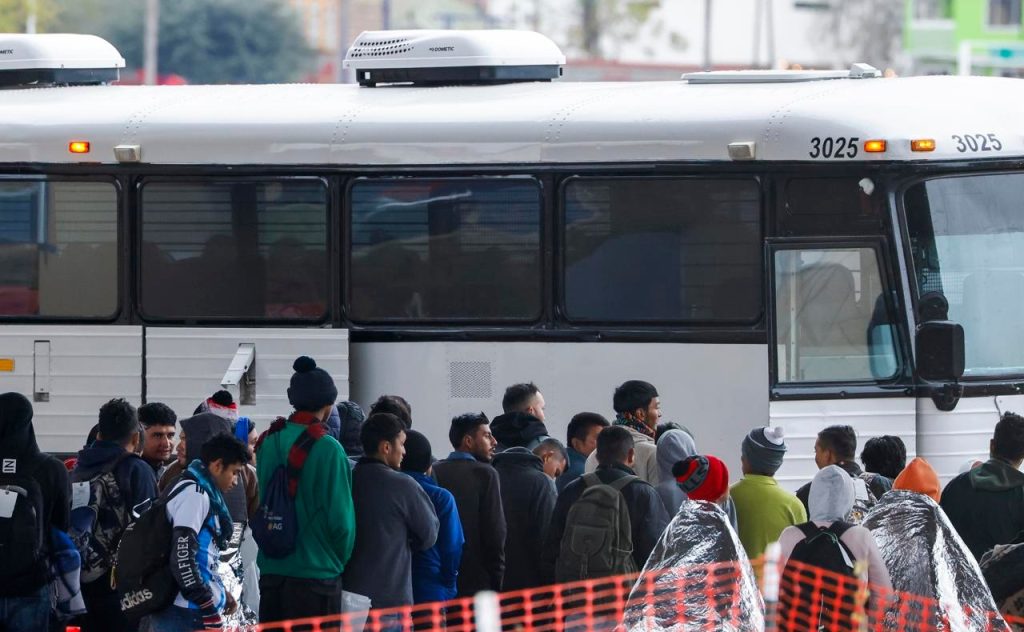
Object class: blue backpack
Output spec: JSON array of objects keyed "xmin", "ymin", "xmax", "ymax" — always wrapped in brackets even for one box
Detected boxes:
[{"xmin": 251, "ymin": 422, "xmax": 322, "ymax": 558}]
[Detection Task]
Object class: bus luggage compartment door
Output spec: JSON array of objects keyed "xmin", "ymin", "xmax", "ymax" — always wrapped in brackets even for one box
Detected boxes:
[
  {"xmin": 144, "ymin": 327, "xmax": 349, "ymax": 427},
  {"xmin": 0, "ymin": 325, "xmax": 143, "ymax": 454}
]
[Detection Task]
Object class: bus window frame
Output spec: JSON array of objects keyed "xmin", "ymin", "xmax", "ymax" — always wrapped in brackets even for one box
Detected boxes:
[
  {"xmin": 344, "ymin": 174, "xmax": 547, "ymax": 326},
  {"xmin": 556, "ymin": 173, "xmax": 766, "ymax": 328},
  {"xmin": 134, "ymin": 174, "xmax": 333, "ymax": 325},
  {"xmin": 766, "ymin": 236, "xmax": 911, "ymax": 399},
  {"xmin": 0, "ymin": 173, "xmax": 122, "ymax": 323}
]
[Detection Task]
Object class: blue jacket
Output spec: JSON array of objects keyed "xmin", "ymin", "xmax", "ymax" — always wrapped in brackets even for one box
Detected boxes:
[
  {"xmin": 556, "ymin": 447, "xmax": 587, "ymax": 494},
  {"xmin": 407, "ymin": 471, "xmax": 464, "ymax": 604}
]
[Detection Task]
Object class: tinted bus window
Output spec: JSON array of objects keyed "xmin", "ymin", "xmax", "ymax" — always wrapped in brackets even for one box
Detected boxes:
[
  {"xmin": 563, "ymin": 178, "xmax": 761, "ymax": 322},
  {"xmin": 349, "ymin": 178, "xmax": 542, "ymax": 321},
  {"xmin": 0, "ymin": 180, "xmax": 117, "ymax": 318},
  {"xmin": 140, "ymin": 180, "xmax": 328, "ymax": 320},
  {"xmin": 906, "ymin": 173, "xmax": 1024, "ymax": 377}
]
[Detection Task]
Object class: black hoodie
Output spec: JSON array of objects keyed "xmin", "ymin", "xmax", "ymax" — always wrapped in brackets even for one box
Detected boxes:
[
  {"xmin": 491, "ymin": 447, "xmax": 556, "ymax": 590},
  {"xmin": 0, "ymin": 392, "xmax": 71, "ymax": 595},
  {"xmin": 941, "ymin": 458, "xmax": 1024, "ymax": 560},
  {"xmin": 490, "ymin": 412, "xmax": 549, "ymax": 452}
]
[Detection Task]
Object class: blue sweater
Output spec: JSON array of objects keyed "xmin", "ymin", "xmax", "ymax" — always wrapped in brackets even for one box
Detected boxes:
[{"xmin": 407, "ymin": 471, "xmax": 464, "ymax": 603}]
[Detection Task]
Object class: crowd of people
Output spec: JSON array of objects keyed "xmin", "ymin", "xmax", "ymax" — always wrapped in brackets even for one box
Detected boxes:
[{"xmin": 0, "ymin": 354, "xmax": 1023, "ymax": 631}]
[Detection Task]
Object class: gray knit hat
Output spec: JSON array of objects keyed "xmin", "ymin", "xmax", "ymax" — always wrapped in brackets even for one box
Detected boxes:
[{"xmin": 741, "ymin": 426, "xmax": 787, "ymax": 475}]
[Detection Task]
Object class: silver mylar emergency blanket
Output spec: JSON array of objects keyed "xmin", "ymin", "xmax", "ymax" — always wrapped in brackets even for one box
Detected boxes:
[
  {"xmin": 623, "ymin": 500, "xmax": 765, "ymax": 632},
  {"xmin": 220, "ymin": 522, "xmax": 259, "ymax": 631},
  {"xmin": 862, "ymin": 490, "xmax": 1009, "ymax": 632}
]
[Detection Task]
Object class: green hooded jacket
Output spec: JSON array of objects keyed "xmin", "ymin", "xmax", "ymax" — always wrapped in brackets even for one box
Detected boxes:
[
  {"xmin": 256, "ymin": 423, "xmax": 356, "ymax": 579},
  {"xmin": 940, "ymin": 458, "xmax": 1024, "ymax": 560}
]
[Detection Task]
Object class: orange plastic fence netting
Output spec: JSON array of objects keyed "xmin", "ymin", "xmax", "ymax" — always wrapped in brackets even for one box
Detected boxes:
[{"xmin": 245, "ymin": 559, "xmax": 1024, "ymax": 632}]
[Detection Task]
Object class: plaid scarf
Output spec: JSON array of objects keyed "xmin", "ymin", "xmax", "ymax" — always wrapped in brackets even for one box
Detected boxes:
[{"xmin": 615, "ymin": 414, "xmax": 656, "ymax": 439}]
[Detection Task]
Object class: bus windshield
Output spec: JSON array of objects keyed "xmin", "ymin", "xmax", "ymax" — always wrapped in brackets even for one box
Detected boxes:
[{"xmin": 905, "ymin": 172, "xmax": 1024, "ymax": 377}]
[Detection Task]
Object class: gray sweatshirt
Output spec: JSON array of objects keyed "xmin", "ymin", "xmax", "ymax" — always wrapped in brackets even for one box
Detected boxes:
[{"xmin": 344, "ymin": 458, "xmax": 439, "ymax": 608}]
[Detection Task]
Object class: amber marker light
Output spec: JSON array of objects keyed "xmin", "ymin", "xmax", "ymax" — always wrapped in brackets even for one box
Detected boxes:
[
  {"xmin": 69, "ymin": 141, "xmax": 91, "ymax": 154},
  {"xmin": 863, "ymin": 139, "xmax": 887, "ymax": 153},
  {"xmin": 911, "ymin": 139, "xmax": 936, "ymax": 152}
]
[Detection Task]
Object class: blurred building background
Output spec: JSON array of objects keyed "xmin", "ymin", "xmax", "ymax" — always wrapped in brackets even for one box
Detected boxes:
[
  {"xmin": 906, "ymin": 0, "xmax": 1024, "ymax": 75},
  {"xmin": 0, "ymin": 0, "xmax": 1021, "ymax": 83}
]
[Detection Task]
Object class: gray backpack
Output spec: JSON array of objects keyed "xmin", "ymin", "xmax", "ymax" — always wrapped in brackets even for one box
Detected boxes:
[{"xmin": 556, "ymin": 473, "xmax": 639, "ymax": 582}]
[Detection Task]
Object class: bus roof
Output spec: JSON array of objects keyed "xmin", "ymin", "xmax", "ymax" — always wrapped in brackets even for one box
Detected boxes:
[{"xmin": 2, "ymin": 74, "xmax": 1022, "ymax": 166}]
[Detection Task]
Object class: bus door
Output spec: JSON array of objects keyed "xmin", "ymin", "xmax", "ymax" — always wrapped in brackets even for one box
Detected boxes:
[
  {"xmin": 767, "ymin": 176, "xmax": 915, "ymax": 491},
  {"xmin": 0, "ymin": 178, "xmax": 136, "ymax": 454}
]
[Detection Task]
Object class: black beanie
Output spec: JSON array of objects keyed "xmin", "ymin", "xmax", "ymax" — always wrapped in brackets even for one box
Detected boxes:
[
  {"xmin": 401, "ymin": 430, "xmax": 433, "ymax": 474},
  {"xmin": 287, "ymin": 356, "xmax": 338, "ymax": 412}
]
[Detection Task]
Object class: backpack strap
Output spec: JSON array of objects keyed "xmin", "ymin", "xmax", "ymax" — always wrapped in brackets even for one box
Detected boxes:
[
  {"xmin": 285, "ymin": 425, "xmax": 327, "ymax": 497},
  {"xmin": 582, "ymin": 472, "xmax": 639, "ymax": 492},
  {"xmin": 608, "ymin": 474, "xmax": 639, "ymax": 492},
  {"xmin": 827, "ymin": 521, "xmax": 855, "ymax": 539},
  {"xmin": 254, "ymin": 417, "xmax": 290, "ymax": 452},
  {"xmin": 795, "ymin": 521, "xmax": 822, "ymax": 540}
]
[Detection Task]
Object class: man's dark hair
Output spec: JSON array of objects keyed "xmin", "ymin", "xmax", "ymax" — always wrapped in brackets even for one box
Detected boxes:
[
  {"xmin": 361, "ymin": 413, "xmax": 406, "ymax": 456},
  {"xmin": 860, "ymin": 435, "xmax": 907, "ymax": 479},
  {"xmin": 200, "ymin": 433, "xmax": 250, "ymax": 467},
  {"xmin": 566, "ymin": 412, "xmax": 609, "ymax": 446},
  {"xmin": 98, "ymin": 398, "xmax": 140, "ymax": 445},
  {"xmin": 502, "ymin": 383, "xmax": 540, "ymax": 414},
  {"xmin": 613, "ymin": 380, "xmax": 659, "ymax": 414},
  {"xmin": 818, "ymin": 425, "xmax": 857, "ymax": 461},
  {"xmin": 993, "ymin": 412, "xmax": 1024, "ymax": 463},
  {"xmin": 139, "ymin": 402, "xmax": 177, "ymax": 429},
  {"xmin": 534, "ymin": 437, "xmax": 568, "ymax": 463},
  {"xmin": 596, "ymin": 426, "xmax": 634, "ymax": 466},
  {"xmin": 449, "ymin": 412, "xmax": 489, "ymax": 449},
  {"xmin": 369, "ymin": 395, "xmax": 412, "ymax": 429}
]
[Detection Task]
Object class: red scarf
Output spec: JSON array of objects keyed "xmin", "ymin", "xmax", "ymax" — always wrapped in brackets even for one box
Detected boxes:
[{"xmin": 254, "ymin": 411, "xmax": 328, "ymax": 496}]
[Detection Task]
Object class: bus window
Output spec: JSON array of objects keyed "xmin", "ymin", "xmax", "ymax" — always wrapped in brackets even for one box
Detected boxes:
[
  {"xmin": 780, "ymin": 176, "xmax": 886, "ymax": 237},
  {"xmin": 0, "ymin": 180, "xmax": 117, "ymax": 318},
  {"xmin": 563, "ymin": 177, "xmax": 761, "ymax": 323},
  {"xmin": 906, "ymin": 173, "xmax": 1024, "ymax": 377},
  {"xmin": 140, "ymin": 180, "xmax": 328, "ymax": 321},
  {"xmin": 774, "ymin": 247, "xmax": 898, "ymax": 383},
  {"xmin": 349, "ymin": 178, "xmax": 541, "ymax": 322}
]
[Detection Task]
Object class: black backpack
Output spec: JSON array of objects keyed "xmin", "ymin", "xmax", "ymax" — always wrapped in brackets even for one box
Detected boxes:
[
  {"xmin": 780, "ymin": 522, "xmax": 859, "ymax": 631},
  {"xmin": 251, "ymin": 424, "xmax": 322, "ymax": 558},
  {"xmin": 113, "ymin": 481, "xmax": 195, "ymax": 621},
  {"xmin": 0, "ymin": 455, "xmax": 46, "ymax": 588},
  {"xmin": 555, "ymin": 473, "xmax": 639, "ymax": 582},
  {"xmin": 70, "ymin": 452, "xmax": 134, "ymax": 584}
]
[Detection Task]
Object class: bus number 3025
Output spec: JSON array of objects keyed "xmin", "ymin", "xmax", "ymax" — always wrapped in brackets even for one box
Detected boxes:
[
  {"xmin": 953, "ymin": 133, "xmax": 1002, "ymax": 153},
  {"xmin": 809, "ymin": 136, "xmax": 858, "ymax": 159}
]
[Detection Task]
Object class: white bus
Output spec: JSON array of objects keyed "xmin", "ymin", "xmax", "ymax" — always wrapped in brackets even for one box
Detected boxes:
[{"xmin": 0, "ymin": 31, "xmax": 1018, "ymax": 487}]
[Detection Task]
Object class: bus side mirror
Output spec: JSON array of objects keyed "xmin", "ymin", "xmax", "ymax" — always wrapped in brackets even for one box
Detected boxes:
[{"xmin": 916, "ymin": 320, "xmax": 965, "ymax": 381}]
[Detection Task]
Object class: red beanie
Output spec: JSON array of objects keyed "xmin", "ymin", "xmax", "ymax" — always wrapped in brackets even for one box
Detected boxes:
[{"xmin": 673, "ymin": 455, "xmax": 729, "ymax": 503}]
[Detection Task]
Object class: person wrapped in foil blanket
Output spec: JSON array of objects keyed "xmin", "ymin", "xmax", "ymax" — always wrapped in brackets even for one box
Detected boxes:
[{"xmin": 862, "ymin": 458, "xmax": 1009, "ymax": 632}]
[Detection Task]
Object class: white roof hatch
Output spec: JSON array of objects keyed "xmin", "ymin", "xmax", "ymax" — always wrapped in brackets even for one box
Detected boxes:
[{"xmin": 344, "ymin": 29, "xmax": 564, "ymax": 87}]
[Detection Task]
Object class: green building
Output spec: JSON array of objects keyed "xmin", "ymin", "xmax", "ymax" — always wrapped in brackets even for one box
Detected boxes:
[{"xmin": 906, "ymin": 0, "xmax": 1024, "ymax": 74}]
